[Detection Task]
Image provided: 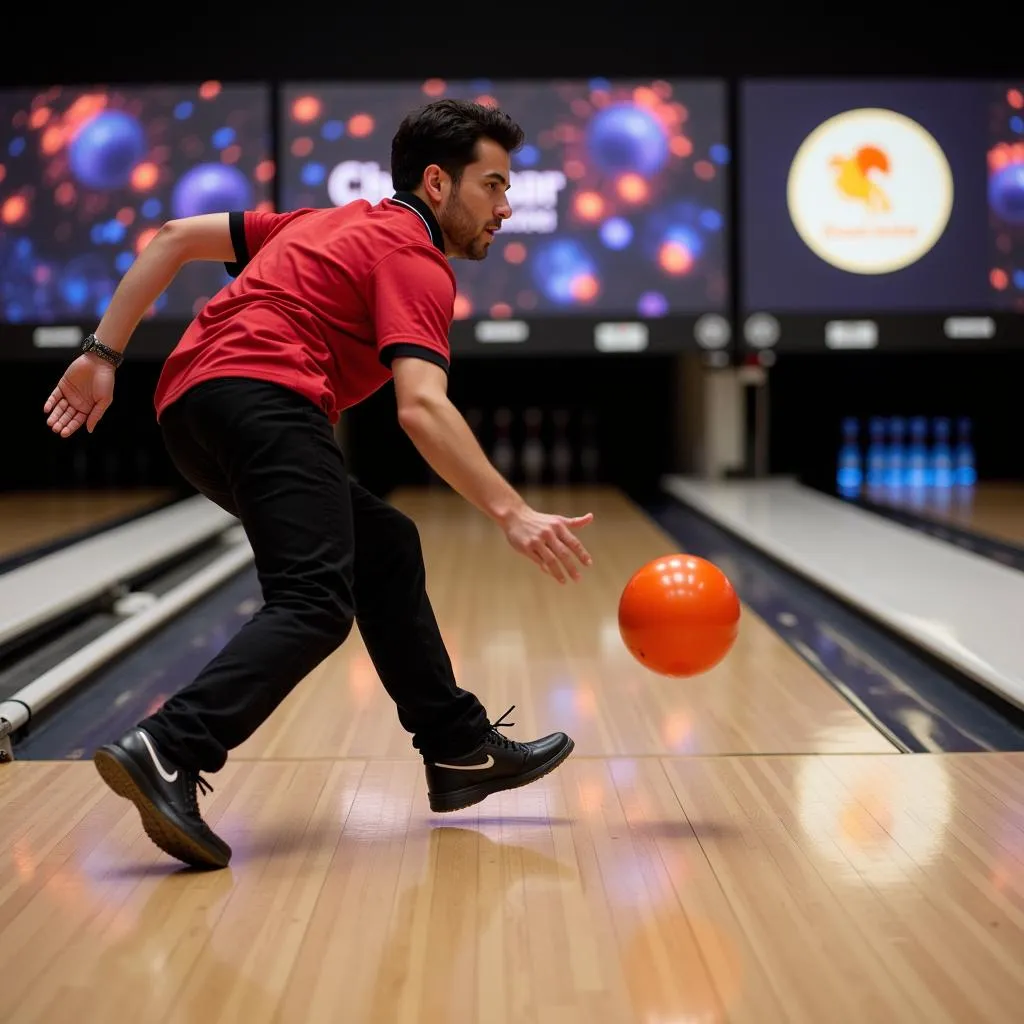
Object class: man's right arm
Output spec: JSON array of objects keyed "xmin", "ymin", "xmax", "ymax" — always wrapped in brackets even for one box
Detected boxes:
[
  {"xmin": 370, "ymin": 247, "xmax": 525, "ymax": 521},
  {"xmin": 373, "ymin": 248, "xmax": 593, "ymax": 581},
  {"xmin": 392, "ymin": 357, "xmax": 594, "ymax": 583},
  {"xmin": 392, "ymin": 356, "xmax": 527, "ymax": 525}
]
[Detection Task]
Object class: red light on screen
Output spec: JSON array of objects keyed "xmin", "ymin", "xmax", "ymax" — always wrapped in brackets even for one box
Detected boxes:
[
  {"xmin": 617, "ymin": 173, "xmax": 648, "ymax": 203},
  {"xmin": 2, "ymin": 194, "xmax": 28, "ymax": 224},
  {"xmin": 348, "ymin": 114, "xmax": 374, "ymax": 138},
  {"xmin": 292, "ymin": 96, "xmax": 321, "ymax": 123},
  {"xmin": 131, "ymin": 162, "xmax": 158, "ymax": 190},
  {"xmin": 503, "ymin": 242, "xmax": 527, "ymax": 264},
  {"xmin": 574, "ymin": 191, "xmax": 604, "ymax": 220}
]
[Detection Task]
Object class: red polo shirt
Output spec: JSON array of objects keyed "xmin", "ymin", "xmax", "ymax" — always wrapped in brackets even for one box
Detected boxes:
[{"xmin": 152, "ymin": 192, "xmax": 455, "ymax": 424}]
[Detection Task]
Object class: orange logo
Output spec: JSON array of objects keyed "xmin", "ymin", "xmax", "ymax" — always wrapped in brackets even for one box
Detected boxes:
[
  {"xmin": 829, "ymin": 145, "xmax": 891, "ymax": 212},
  {"xmin": 787, "ymin": 109, "xmax": 953, "ymax": 274}
]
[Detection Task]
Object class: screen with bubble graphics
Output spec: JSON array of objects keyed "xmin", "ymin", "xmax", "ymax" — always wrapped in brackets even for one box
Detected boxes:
[
  {"xmin": 0, "ymin": 82, "xmax": 273, "ymax": 326},
  {"xmin": 280, "ymin": 78, "xmax": 729, "ymax": 354},
  {"xmin": 989, "ymin": 83, "xmax": 1024, "ymax": 313}
]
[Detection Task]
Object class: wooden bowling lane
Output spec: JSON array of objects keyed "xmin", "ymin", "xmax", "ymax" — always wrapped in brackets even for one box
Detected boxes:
[
  {"xmin": 4, "ymin": 751, "xmax": 1024, "ymax": 1022},
  {"xmin": 232, "ymin": 486, "xmax": 896, "ymax": 761},
  {"xmin": 0, "ymin": 489, "xmax": 174, "ymax": 562},
  {"xmin": 955, "ymin": 483, "xmax": 1024, "ymax": 545},
  {"xmin": 872, "ymin": 482, "xmax": 1024, "ymax": 548}
]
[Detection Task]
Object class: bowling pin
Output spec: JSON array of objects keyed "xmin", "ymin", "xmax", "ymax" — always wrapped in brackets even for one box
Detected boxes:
[
  {"xmin": 550, "ymin": 409, "xmax": 573, "ymax": 486},
  {"xmin": 866, "ymin": 416, "xmax": 886, "ymax": 490},
  {"xmin": 886, "ymin": 416, "xmax": 905, "ymax": 492},
  {"xmin": 930, "ymin": 417, "xmax": 953, "ymax": 489},
  {"xmin": 954, "ymin": 416, "xmax": 976, "ymax": 487},
  {"xmin": 907, "ymin": 416, "xmax": 929, "ymax": 489},
  {"xmin": 492, "ymin": 408, "xmax": 516, "ymax": 480},
  {"xmin": 836, "ymin": 417, "xmax": 862, "ymax": 498},
  {"xmin": 580, "ymin": 411, "xmax": 599, "ymax": 483},
  {"xmin": 521, "ymin": 407, "xmax": 545, "ymax": 486}
]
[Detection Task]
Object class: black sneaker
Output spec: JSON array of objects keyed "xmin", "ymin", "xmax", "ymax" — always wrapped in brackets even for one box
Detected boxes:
[
  {"xmin": 425, "ymin": 706, "xmax": 574, "ymax": 813},
  {"xmin": 93, "ymin": 726, "xmax": 231, "ymax": 870}
]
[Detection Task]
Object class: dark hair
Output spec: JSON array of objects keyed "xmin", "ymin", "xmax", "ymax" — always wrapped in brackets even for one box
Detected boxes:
[{"xmin": 390, "ymin": 98, "xmax": 524, "ymax": 191}]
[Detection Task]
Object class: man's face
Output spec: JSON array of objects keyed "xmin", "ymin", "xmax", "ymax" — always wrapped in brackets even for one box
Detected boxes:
[{"xmin": 436, "ymin": 138, "xmax": 513, "ymax": 260}]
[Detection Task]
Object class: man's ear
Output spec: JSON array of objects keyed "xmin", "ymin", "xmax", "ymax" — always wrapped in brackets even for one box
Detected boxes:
[{"xmin": 422, "ymin": 163, "xmax": 447, "ymax": 202}]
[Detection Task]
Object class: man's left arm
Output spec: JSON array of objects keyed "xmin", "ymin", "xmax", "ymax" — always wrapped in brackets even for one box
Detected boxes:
[
  {"xmin": 92, "ymin": 213, "xmax": 237, "ymax": 356},
  {"xmin": 43, "ymin": 213, "xmax": 237, "ymax": 438}
]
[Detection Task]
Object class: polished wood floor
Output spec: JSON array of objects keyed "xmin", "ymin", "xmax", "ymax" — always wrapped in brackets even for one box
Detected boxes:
[
  {"xmin": 4, "ymin": 753, "xmax": 1024, "ymax": 1022},
  {"xmin": 233, "ymin": 487, "xmax": 896, "ymax": 761},
  {"xmin": 3, "ymin": 486, "xmax": 1024, "ymax": 1022},
  {"xmin": 872, "ymin": 482, "xmax": 1024, "ymax": 546},
  {"xmin": 0, "ymin": 489, "xmax": 173, "ymax": 561}
]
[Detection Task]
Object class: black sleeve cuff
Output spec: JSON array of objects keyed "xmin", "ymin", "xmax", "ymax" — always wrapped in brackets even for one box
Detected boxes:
[
  {"xmin": 380, "ymin": 343, "xmax": 450, "ymax": 374},
  {"xmin": 223, "ymin": 211, "xmax": 250, "ymax": 278}
]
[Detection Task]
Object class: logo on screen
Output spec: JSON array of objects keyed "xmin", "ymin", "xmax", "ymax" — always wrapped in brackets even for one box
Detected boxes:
[
  {"xmin": 786, "ymin": 108, "xmax": 953, "ymax": 274},
  {"xmin": 326, "ymin": 160, "xmax": 567, "ymax": 233}
]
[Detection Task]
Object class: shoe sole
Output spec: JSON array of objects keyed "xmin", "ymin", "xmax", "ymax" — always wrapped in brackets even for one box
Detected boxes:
[
  {"xmin": 93, "ymin": 746, "xmax": 229, "ymax": 870},
  {"xmin": 428, "ymin": 738, "xmax": 575, "ymax": 813}
]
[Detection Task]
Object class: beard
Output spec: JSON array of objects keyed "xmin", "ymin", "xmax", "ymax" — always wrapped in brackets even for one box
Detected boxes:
[{"xmin": 439, "ymin": 191, "xmax": 491, "ymax": 261}]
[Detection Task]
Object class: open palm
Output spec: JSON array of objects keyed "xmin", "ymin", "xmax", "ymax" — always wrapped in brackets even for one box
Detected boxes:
[{"xmin": 43, "ymin": 355, "xmax": 116, "ymax": 437}]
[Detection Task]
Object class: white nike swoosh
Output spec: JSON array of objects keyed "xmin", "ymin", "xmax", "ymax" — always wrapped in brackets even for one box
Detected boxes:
[
  {"xmin": 138, "ymin": 730, "xmax": 178, "ymax": 783},
  {"xmin": 433, "ymin": 754, "xmax": 495, "ymax": 771}
]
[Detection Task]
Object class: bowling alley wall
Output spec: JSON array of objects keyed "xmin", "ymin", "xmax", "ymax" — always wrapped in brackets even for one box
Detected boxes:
[{"xmin": 2, "ymin": 46, "xmax": 1021, "ymax": 498}]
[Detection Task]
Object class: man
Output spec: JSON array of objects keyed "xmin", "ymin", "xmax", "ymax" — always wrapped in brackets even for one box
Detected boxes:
[{"xmin": 42, "ymin": 99, "xmax": 593, "ymax": 871}]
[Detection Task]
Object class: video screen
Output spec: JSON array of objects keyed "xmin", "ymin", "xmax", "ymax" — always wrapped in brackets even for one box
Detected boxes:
[
  {"xmin": 741, "ymin": 79, "xmax": 997, "ymax": 316},
  {"xmin": 989, "ymin": 84, "xmax": 1024, "ymax": 314},
  {"xmin": 280, "ymin": 79, "xmax": 729, "ymax": 326},
  {"xmin": 0, "ymin": 82, "xmax": 273, "ymax": 325}
]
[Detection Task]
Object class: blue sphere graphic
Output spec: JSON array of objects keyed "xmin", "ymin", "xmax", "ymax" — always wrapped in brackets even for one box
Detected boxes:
[
  {"xmin": 68, "ymin": 110, "xmax": 147, "ymax": 190},
  {"xmin": 600, "ymin": 217, "xmax": 634, "ymax": 250},
  {"xmin": 989, "ymin": 162, "xmax": 1024, "ymax": 225},
  {"xmin": 586, "ymin": 103, "xmax": 669, "ymax": 177},
  {"xmin": 532, "ymin": 239, "xmax": 597, "ymax": 305},
  {"xmin": 171, "ymin": 163, "xmax": 253, "ymax": 219}
]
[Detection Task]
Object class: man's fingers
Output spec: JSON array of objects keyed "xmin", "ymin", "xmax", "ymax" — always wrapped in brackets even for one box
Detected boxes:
[
  {"xmin": 43, "ymin": 387, "xmax": 62, "ymax": 414},
  {"xmin": 542, "ymin": 531, "xmax": 588, "ymax": 583},
  {"xmin": 55, "ymin": 405, "xmax": 83, "ymax": 437},
  {"xmin": 56, "ymin": 405, "xmax": 76, "ymax": 434},
  {"xmin": 556, "ymin": 522, "xmax": 592, "ymax": 566},
  {"xmin": 86, "ymin": 399, "xmax": 109, "ymax": 433},
  {"xmin": 527, "ymin": 548, "xmax": 551, "ymax": 575},
  {"xmin": 532, "ymin": 540, "xmax": 566, "ymax": 583},
  {"xmin": 46, "ymin": 396, "xmax": 66, "ymax": 428},
  {"xmin": 64, "ymin": 412, "xmax": 85, "ymax": 438},
  {"xmin": 511, "ymin": 512, "xmax": 595, "ymax": 582},
  {"xmin": 542, "ymin": 533, "xmax": 582, "ymax": 581}
]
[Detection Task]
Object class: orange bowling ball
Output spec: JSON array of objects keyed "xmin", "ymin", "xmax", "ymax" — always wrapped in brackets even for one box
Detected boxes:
[{"xmin": 618, "ymin": 554, "xmax": 740, "ymax": 677}]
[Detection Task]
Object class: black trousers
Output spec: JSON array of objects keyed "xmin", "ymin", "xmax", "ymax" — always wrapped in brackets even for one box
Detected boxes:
[{"xmin": 140, "ymin": 376, "xmax": 490, "ymax": 773}]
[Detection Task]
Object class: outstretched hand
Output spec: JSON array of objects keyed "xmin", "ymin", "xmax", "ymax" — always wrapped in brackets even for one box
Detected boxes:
[
  {"xmin": 501, "ymin": 505, "xmax": 595, "ymax": 583},
  {"xmin": 43, "ymin": 354, "xmax": 116, "ymax": 438}
]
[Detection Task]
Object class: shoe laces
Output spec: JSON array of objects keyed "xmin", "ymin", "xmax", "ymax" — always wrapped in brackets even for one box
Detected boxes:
[
  {"xmin": 486, "ymin": 705, "xmax": 525, "ymax": 751},
  {"xmin": 184, "ymin": 771, "xmax": 213, "ymax": 816}
]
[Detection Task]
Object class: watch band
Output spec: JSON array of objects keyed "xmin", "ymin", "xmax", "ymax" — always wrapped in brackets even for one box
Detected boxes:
[{"xmin": 81, "ymin": 334, "xmax": 124, "ymax": 368}]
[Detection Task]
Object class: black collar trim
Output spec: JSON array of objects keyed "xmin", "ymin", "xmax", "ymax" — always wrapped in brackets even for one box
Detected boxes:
[{"xmin": 390, "ymin": 191, "xmax": 445, "ymax": 252}]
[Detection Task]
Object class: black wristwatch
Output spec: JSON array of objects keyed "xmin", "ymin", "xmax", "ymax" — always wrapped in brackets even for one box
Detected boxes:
[{"xmin": 81, "ymin": 333, "xmax": 124, "ymax": 369}]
